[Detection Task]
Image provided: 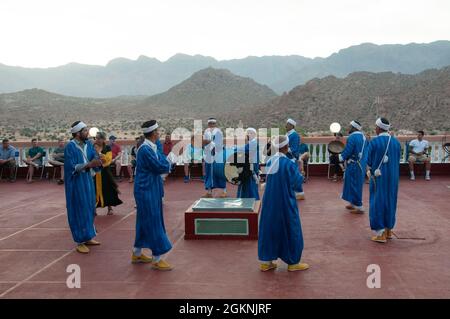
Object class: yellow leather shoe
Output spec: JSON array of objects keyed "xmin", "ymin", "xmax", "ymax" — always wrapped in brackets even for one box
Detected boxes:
[
  {"xmin": 345, "ymin": 204, "xmax": 354, "ymax": 210},
  {"xmin": 260, "ymin": 262, "xmax": 277, "ymax": 272},
  {"xmin": 371, "ymin": 232, "xmax": 387, "ymax": 243},
  {"xmin": 218, "ymin": 192, "xmax": 228, "ymax": 198},
  {"xmin": 296, "ymin": 193, "xmax": 305, "ymax": 200},
  {"xmin": 85, "ymin": 239, "xmax": 101, "ymax": 246},
  {"xmin": 349, "ymin": 208, "xmax": 364, "ymax": 214},
  {"xmin": 152, "ymin": 259, "xmax": 173, "ymax": 271},
  {"xmin": 288, "ymin": 263, "xmax": 310, "ymax": 272},
  {"xmin": 202, "ymin": 193, "xmax": 213, "ymax": 198},
  {"xmin": 385, "ymin": 228, "xmax": 393, "ymax": 239},
  {"xmin": 76, "ymin": 244, "xmax": 90, "ymax": 254},
  {"xmin": 131, "ymin": 253, "xmax": 153, "ymax": 264}
]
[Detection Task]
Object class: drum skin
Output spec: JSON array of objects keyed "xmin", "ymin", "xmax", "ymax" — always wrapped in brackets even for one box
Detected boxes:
[{"xmin": 328, "ymin": 140, "xmax": 345, "ymax": 154}]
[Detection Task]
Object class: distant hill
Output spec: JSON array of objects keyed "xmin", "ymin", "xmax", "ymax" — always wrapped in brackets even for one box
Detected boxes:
[
  {"xmin": 241, "ymin": 66, "xmax": 450, "ymax": 133},
  {"xmin": 140, "ymin": 67, "xmax": 277, "ymax": 117},
  {"xmin": 1, "ymin": 41, "xmax": 450, "ymax": 97}
]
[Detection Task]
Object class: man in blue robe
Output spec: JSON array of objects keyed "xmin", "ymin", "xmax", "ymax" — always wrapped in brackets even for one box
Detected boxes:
[
  {"xmin": 366, "ymin": 118, "xmax": 401, "ymax": 243},
  {"xmin": 64, "ymin": 121, "xmax": 103, "ymax": 254},
  {"xmin": 258, "ymin": 135, "xmax": 309, "ymax": 272},
  {"xmin": 236, "ymin": 128, "xmax": 260, "ymax": 200},
  {"xmin": 286, "ymin": 118, "xmax": 305, "ymax": 200},
  {"xmin": 203, "ymin": 118, "xmax": 227, "ymax": 198},
  {"xmin": 132, "ymin": 120, "xmax": 174, "ymax": 270},
  {"xmin": 339, "ymin": 120, "xmax": 368, "ymax": 214}
]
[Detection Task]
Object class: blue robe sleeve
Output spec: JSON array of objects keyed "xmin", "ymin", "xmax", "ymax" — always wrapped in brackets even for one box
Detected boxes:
[
  {"xmin": 340, "ymin": 135, "xmax": 356, "ymax": 161},
  {"xmin": 288, "ymin": 160, "xmax": 304, "ymax": 193},
  {"xmin": 289, "ymin": 133, "xmax": 300, "ymax": 159},
  {"xmin": 141, "ymin": 146, "xmax": 171, "ymax": 174},
  {"xmin": 65, "ymin": 143, "xmax": 86, "ymax": 175}
]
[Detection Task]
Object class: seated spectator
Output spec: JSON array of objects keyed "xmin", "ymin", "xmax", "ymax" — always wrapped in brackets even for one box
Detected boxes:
[
  {"xmin": 127, "ymin": 136, "xmax": 143, "ymax": 183},
  {"xmin": 298, "ymin": 143, "xmax": 310, "ymax": 175},
  {"xmin": 109, "ymin": 135, "xmax": 122, "ymax": 181},
  {"xmin": 163, "ymin": 134, "xmax": 173, "ymax": 156},
  {"xmin": 48, "ymin": 139, "xmax": 66, "ymax": 185},
  {"xmin": 182, "ymin": 135, "xmax": 204, "ymax": 183},
  {"xmin": 329, "ymin": 133, "xmax": 345, "ymax": 182},
  {"xmin": 23, "ymin": 138, "xmax": 44, "ymax": 183},
  {"xmin": 0, "ymin": 138, "xmax": 16, "ymax": 182},
  {"xmin": 408, "ymin": 130, "xmax": 431, "ymax": 181}
]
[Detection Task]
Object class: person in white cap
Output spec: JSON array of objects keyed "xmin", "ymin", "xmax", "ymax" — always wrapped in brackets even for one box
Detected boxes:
[
  {"xmin": 338, "ymin": 120, "xmax": 368, "ymax": 214},
  {"xmin": 202, "ymin": 117, "xmax": 227, "ymax": 198},
  {"xmin": 64, "ymin": 121, "xmax": 103, "ymax": 254},
  {"xmin": 258, "ymin": 135, "xmax": 309, "ymax": 272},
  {"xmin": 366, "ymin": 118, "xmax": 401, "ymax": 243},
  {"xmin": 285, "ymin": 118, "xmax": 305, "ymax": 200},
  {"xmin": 132, "ymin": 120, "xmax": 174, "ymax": 270}
]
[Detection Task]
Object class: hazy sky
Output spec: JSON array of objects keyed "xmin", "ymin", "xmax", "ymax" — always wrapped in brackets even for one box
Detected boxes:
[{"xmin": 0, "ymin": 0, "xmax": 449, "ymax": 68}]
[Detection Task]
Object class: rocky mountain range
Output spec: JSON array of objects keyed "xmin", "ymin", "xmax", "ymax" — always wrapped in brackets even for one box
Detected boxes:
[
  {"xmin": 242, "ymin": 66, "xmax": 450, "ymax": 134},
  {"xmin": 1, "ymin": 41, "xmax": 450, "ymax": 97},
  {"xmin": 1, "ymin": 65, "xmax": 449, "ymax": 141}
]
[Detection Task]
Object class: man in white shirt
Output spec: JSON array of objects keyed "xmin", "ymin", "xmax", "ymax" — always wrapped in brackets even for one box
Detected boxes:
[{"xmin": 408, "ymin": 130, "xmax": 431, "ymax": 180}]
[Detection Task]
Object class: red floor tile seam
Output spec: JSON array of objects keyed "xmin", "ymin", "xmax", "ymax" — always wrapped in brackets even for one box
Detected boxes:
[
  {"xmin": 0, "ymin": 213, "xmax": 66, "ymax": 242},
  {"xmin": 0, "ymin": 208, "xmax": 137, "ymax": 298}
]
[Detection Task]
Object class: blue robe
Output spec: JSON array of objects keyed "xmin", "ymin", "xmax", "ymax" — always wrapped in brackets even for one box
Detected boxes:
[
  {"xmin": 133, "ymin": 142, "xmax": 172, "ymax": 255},
  {"xmin": 236, "ymin": 139, "xmax": 260, "ymax": 200},
  {"xmin": 64, "ymin": 139, "xmax": 99, "ymax": 244},
  {"xmin": 340, "ymin": 131, "xmax": 368, "ymax": 207},
  {"xmin": 287, "ymin": 130, "xmax": 300, "ymax": 160},
  {"xmin": 366, "ymin": 133, "xmax": 401, "ymax": 231},
  {"xmin": 156, "ymin": 139, "xmax": 165, "ymax": 198},
  {"xmin": 258, "ymin": 154, "xmax": 304, "ymax": 265},
  {"xmin": 204, "ymin": 128, "xmax": 226, "ymax": 190}
]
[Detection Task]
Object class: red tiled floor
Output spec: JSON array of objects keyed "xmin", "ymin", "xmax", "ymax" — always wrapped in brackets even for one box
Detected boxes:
[{"xmin": 0, "ymin": 176, "xmax": 449, "ymax": 298}]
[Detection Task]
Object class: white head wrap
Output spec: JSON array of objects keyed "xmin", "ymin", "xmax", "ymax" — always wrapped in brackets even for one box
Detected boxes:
[
  {"xmin": 70, "ymin": 121, "xmax": 87, "ymax": 134},
  {"xmin": 271, "ymin": 135, "xmax": 289, "ymax": 149},
  {"xmin": 350, "ymin": 120, "xmax": 362, "ymax": 131},
  {"xmin": 207, "ymin": 118, "xmax": 217, "ymax": 124},
  {"xmin": 287, "ymin": 118, "xmax": 296, "ymax": 126},
  {"xmin": 376, "ymin": 118, "xmax": 390, "ymax": 131},
  {"xmin": 246, "ymin": 127, "xmax": 257, "ymax": 135},
  {"xmin": 143, "ymin": 122, "xmax": 159, "ymax": 134}
]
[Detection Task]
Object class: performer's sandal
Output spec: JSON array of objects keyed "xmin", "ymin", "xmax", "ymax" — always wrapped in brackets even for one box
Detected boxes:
[
  {"xmin": 385, "ymin": 229, "xmax": 393, "ymax": 239},
  {"xmin": 218, "ymin": 192, "xmax": 228, "ymax": 198},
  {"xmin": 131, "ymin": 253, "xmax": 153, "ymax": 264},
  {"xmin": 349, "ymin": 208, "xmax": 364, "ymax": 214},
  {"xmin": 151, "ymin": 259, "xmax": 173, "ymax": 271},
  {"xmin": 202, "ymin": 193, "xmax": 213, "ymax": 198},
  {"xmin": 76, "ymin": 244, "xmax": 90, "ymax": 254},
  {"xmin": 85, "ymin": 239, "xmax": 101, "ymax": 246},
  {"xmin": 260, "ymin": 262, "xmax": 277, "ymax": 272},
  {"xmin": 371, "ymin": 232, "xmax": 387, "ymax": 243},
  {"xmin": 288, "ymin": 263, "xmax": 310, "ymax": 272},
  {"xmin": 345, "ymin": 204, "xmax": 354, "ymax": 210}
]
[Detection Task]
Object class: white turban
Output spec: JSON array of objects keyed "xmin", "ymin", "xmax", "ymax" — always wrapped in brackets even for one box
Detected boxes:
[
  {"xmin": 376, "ymin": 118, "xmax": 390, "ymax": 131},
  {"xmin": 143, "ymin": 122, "xmax": 158, "ymax": 134},
  {"xmin": 70, "ymin": 121, "xmax": 87, "ymax": 134},
  {"xmin": 246, "ymin": 127, "xmax": 257, "ymax": 135},
  {"xmin": 271, "ymin": 135, "xmax": 289, "ymax": 149},
  {"xmin": 207, "ymin": 118, "xmax": 217, "ymax": 124},
  {"xmin": 350, "ymin": 120, "xmax": 362, "ymax": 131},
  {"xmin": 287, "ymin": 118, "xmax": 296, "ymax": 126}
]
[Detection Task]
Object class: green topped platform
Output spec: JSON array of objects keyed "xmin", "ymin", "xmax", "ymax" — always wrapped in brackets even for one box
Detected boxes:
[{"xmin": 191, "ymin": 198, "xmax": 256, "ymax": 212}]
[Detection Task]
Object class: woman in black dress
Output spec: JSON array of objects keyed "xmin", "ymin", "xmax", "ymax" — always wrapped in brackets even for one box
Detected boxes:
[{"xmin": 94, "ymin": 132, "xmax": 123, "ymax": 215}]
